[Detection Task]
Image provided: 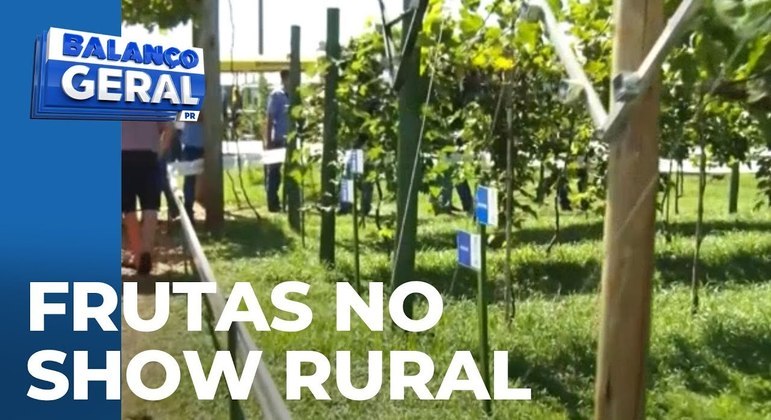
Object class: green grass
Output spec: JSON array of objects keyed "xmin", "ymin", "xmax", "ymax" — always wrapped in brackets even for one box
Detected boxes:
[{"xmin": 130, "ymin": 170, "xmax": 771, "ymax": 419}]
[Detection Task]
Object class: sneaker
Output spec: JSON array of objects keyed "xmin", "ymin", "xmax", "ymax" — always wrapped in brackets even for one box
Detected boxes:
[{"xmin": 137, "ymin": 252, "xmax": 152, "ymax": 275}]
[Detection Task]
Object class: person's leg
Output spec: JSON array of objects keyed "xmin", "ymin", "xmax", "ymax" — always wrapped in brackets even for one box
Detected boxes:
[
  {"xmin": 182, "ymin": 147, "xmax": 203, "ymax": 221},
  {"xmin": 276, "ymin": 163, "xmax": 284, "ymax": 211},
  {"xmin": 136, "ymin": 151, "xmax": 162, "ymax": 274},
  {"xmin": 438, "ymin": 170, "xmax": 453, "ymax": 213},
  {"xmin": 123, "ymin": 213, "xmax": 142, "ymax": 262},
  {"xmin": 159, "ymin": 159, "xmax": 178, "ymax": 220},
  {"xmin": 266, "ymin": 163, "xmax": 281, "ymax": 212},
  {"xmin": 122, "ymin": 151, "xmax": 142, "ymax": 263},
  {"xmin": 263, "ymin": 165, "xmax": 270, "ymax": 208},
  {"xmin": 558, "ymin": 178, "xmax": 572, "ymax": 211},
  {"xmin": 456, "ymin": 180, "xmax": 473, "ymax": 214},
  {"xmin": 361, "ymin": 181, "xmax": 373, "ymax": 216}
]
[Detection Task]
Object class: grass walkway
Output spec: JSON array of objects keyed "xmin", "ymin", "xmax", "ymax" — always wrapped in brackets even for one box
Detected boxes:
[{"xmin": 124, "ymin": 172, "xmax": 771, "ymax": 419}]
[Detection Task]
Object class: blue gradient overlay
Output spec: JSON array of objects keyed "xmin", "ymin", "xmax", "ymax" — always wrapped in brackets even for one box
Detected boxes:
[{"xmin": 0, "ymin": 1, "xmax": 120, "ymax": 419}]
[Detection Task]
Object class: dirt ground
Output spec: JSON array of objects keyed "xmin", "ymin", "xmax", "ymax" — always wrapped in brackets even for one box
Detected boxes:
[{"xmin": 120, "ymin": 209, "xmax": 230, "ymax": 420}]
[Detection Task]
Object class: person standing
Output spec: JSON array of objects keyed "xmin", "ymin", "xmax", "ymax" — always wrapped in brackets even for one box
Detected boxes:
[
  {"xmin": 180, "ymin": 115, "xmax": 205, "ymax": 223},
  {"xmin": 264, "ymin": 70, "xmax": 290, "ymax": 213},
  {"xmin": 122, "ymin": 120, "xmax": 173, "ymax": 274}
]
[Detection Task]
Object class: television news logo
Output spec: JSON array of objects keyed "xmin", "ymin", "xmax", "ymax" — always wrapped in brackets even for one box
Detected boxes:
[{"xmin": 31, "ymin": 27, "xmax": 204, "ymax": 121}]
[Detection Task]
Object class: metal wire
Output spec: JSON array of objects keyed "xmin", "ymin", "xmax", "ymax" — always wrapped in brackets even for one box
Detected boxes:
[{"xmin": 228, "ymin": 0, "xmax": 262, "ymax": 220}]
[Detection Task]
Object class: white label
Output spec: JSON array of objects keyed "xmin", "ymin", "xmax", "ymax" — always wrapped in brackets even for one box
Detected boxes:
[
  {"xmin": 487, "ymin": 189, "xmax": 498, "ymax": 227},
  {"xmin": 341, "ymin": 179, "xmax": 354, "ymax": 204},
  {"xmin": 470, "ymin": 234, "xmax": 481, "ymax": 270}
]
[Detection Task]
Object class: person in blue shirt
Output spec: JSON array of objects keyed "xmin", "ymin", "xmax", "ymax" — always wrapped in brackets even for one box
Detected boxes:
[
  {"xmin": 180, "ymin": 114, "xmax": 205, "ymax": 223},
  {"xmin": 264, "ymin": 70, "xmax": 290, "ymax": 212}
]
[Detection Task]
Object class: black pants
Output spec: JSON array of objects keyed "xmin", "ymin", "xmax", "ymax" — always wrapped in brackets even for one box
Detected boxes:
[
  {"xmin": 122, "ymin": 151, "xmax": 161, "ymax": 213},
  {"xmin": 182, "ymin": 146, "xmax": 204, "ymax": 219},
  {"xmin": 265, "ymin": 163, "xmax": 282, "ymax": 212}
]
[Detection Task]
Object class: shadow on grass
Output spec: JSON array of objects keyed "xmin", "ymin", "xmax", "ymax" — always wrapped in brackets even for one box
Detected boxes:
[
  {"xmin": 199, "ymin": 214, "xmax": 292, "ymax": 259},
  {"xmin": 507, "ymin": 341, "xmax": 596, "ymax": 420},
  {"xmin": 352, "ymin": 242, "xmax": 771, "ymax": 303},
  {"xmin": 647, "ymin": 321, "xmax": 771, "ymax": 404},
  {"xmin": 658, "ymin": 248, "xmax": 771, "ymax": 286},
  {"xmin": 417, "ymin": 219, "xmax": 771, "ymax": 251},
  {"xmin": 648, "ymin": 336, "xmax": 732, "ymax": 396},
  {"xmin": 703, "ymin": 320, "xmax": 771, "ymax": 380}
]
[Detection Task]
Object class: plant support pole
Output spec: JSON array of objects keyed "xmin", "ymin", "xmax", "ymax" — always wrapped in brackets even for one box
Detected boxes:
[
  {"xmin": 391, "ymin": 0, "xmax": 423, "ymax": 319},
  {"xmin": 594, "ymin": 0, "xmax": 663, "ymax": 418},
  {"xmin": 728, "ymin": 161, "xmax": 739, "ymax": 213},
  {"xmin": 353, "ymin": 174, "xmax": 361, "ymax": 293},
  {"xmin": 201, "ymin": 0, "xmax": 224, "ymax": 230},
  {"xmin": 477, "ymin": 224, "xmax": 492, "ymax": 417},
  {"xmin": 285, "ymin": 26, "xmax": 302, "ymax": 232},
  {"xmin": 692, "ymin": 134, "xmax": 707, "ymax": 314},
  {"xmin": 504, "ymin": 83, "xmax": 515, "ymax": 323},
  {"xmin": 320, "ymin": 8, "xmax": 340, "ymax": 266}
]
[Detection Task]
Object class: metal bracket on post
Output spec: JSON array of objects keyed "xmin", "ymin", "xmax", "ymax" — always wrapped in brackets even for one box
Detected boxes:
[
  {"xmin": 598, "ymin": 0, "xmax": 703, "ymax": 141},
  {"xmin": 520, "ymin": 0, "xmax": 609, "ymax": 129},
  {"xmin": 613, "ymin": 72, "xmax": 642, "ymax": 102},
  {"xmin": 376, "ymin": 0, "xmax": 429, "ymax": 91}
]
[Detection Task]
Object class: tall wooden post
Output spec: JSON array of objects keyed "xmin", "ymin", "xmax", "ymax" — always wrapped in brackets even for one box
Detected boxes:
[
  {"xmin": 594, "ymin": 0, "xmax": 663, "ymax": 418},
  {"xmin": 391, "ymin": 0, "xmax": 424, "ymax": 319},
  {"xmin": 319, "ymin": 9, "xmax": 340, "ymax": 266},
  {"xmin": 285, "ymin": 26, "xmax": 302, "ymax": 232},
  {"xmin": 728, "ymin": 161, "xmax": 739, "ymax": 213},
  {"xmin": 201, "ymin": 0, "xmax": 224, "ymax": 230}
]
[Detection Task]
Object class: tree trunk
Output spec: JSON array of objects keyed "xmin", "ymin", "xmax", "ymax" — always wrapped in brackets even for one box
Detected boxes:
[
  {"xmin": 691, "ymin": 138, "xmax": 707, "ymax": 315},
  {"xmin": 728, "ymin": 161, "xmax": 739, "ymax": 214},
  {"xmin": 536, "ymin": 160, "xmax": 546, "ymax": 204}
]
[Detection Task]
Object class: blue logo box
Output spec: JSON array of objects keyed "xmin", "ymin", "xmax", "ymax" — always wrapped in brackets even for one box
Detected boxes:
[{"xmin": 31, "ymin": 27, "xmax": 205, "ymax": 121}]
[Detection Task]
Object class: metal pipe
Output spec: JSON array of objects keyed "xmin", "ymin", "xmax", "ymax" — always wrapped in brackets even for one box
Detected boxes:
[{"xmin": 532, "ymin": 0, "xmax": 609, "ymax": 129}]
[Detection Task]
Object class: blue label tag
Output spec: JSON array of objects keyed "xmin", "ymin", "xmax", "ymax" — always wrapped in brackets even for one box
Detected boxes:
[
  {"xmin": 345, "ymin": 149, "xmax": 364, "ymax": 175},
  {"xmin": 475, "ymin": 186, "xmax": 498, "ymax": 227},
  {"xmin": 457, "ymin": 230, "xmax": 481, "ymax": 270}
]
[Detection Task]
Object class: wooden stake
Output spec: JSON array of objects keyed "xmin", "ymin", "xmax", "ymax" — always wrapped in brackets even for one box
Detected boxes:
[
  {"xmin": 320, "ymin": 8, "xmax": 340, "ymax": 266},
  {"xmin": 200, "ymin": 0, "xmax": 224, "ymax": 230},
  {"xmin": 594, "ymin": 0, "xmax": 663, "ymax": 418}
]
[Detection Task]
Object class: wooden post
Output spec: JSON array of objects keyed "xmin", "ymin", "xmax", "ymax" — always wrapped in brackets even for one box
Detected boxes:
[
  {"xmin": 728, "ymin": 161, "xmax": 739, "ymax": 213},
  {"xmin": 391, "ymin": 0, "xmax": 424, "ymax": 319},
  {"xmin": 320, "ymin": 8, "xmax": 340, "ymax": 266},
  {"xmin": 594, "ymin": 0, "xmax": 663, "ymax": 418},
  {"xmin": 285, "ymin": 26, "xmax": 302, "ymax": 232},
  {"xmin": 200, "ymin": 0, "xmax": 224, "ymax": 230},
  {"xmin": 352, "ymin": 174, "xmax": 361, "ymax": 293}
]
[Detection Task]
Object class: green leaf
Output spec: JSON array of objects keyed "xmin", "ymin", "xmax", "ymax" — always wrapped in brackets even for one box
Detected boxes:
[{"xmin": 459, "ymin": 9, "xmax": 485, "ymax": 36}]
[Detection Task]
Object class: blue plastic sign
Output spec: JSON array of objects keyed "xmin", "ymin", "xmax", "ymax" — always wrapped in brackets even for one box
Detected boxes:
[
  {"xmin": 340, "ymin": 179, "xmax": 354, "ymax": 204},
  {"xmin": 345, "ymin": 149, "xmax": 364, "ymax": 175},
  {"xmin": 457, "ymin": 230, "xmax": 481, "ymax": 270},
  {"xmin": 31, "ymin": 27, "xmax": 205, "ymax": 121},
  {"xmin": 475, "ymin": 186, "xmax": 498, "ymax": 227}
]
